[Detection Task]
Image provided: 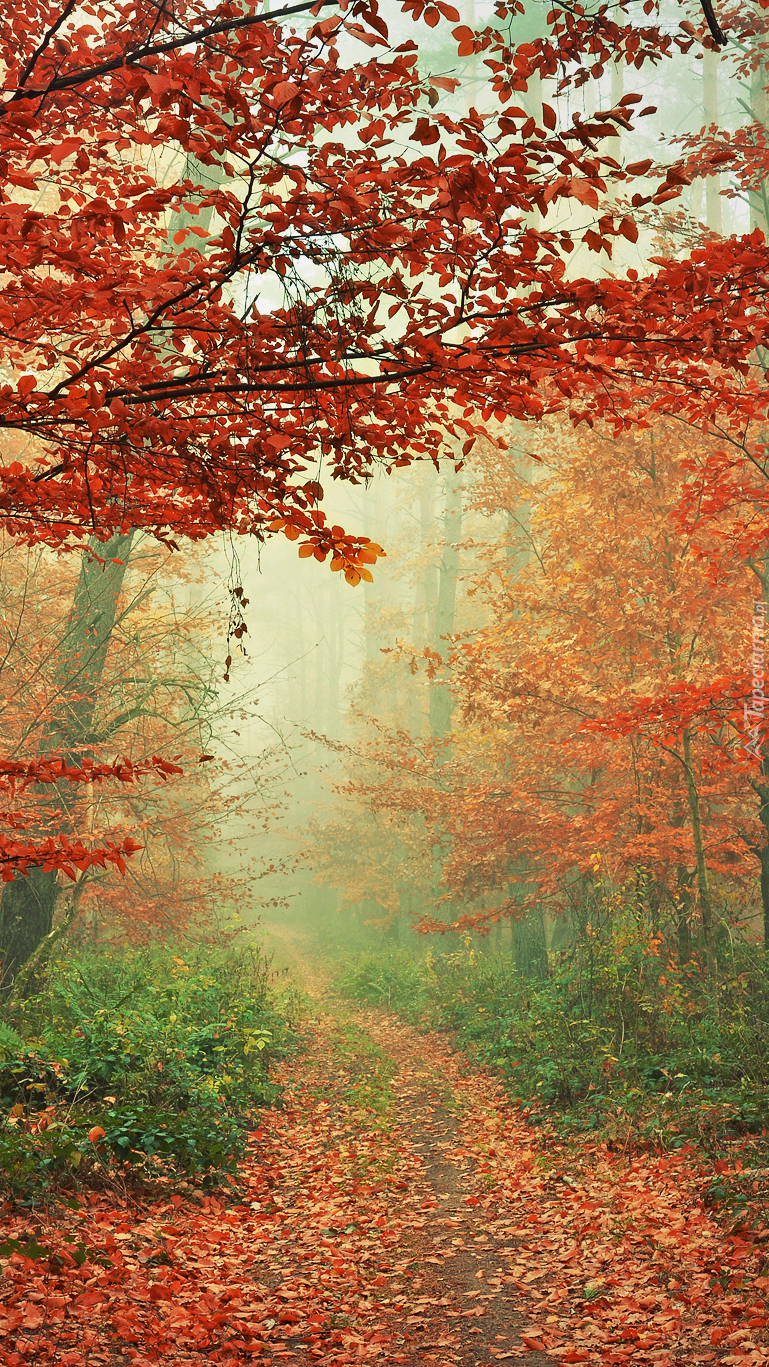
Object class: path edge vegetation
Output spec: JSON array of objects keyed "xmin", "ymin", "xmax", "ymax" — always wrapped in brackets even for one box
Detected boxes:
[
  {"xmin": 0, "ymin": 931, "xmax": 301, "ymax": 1205},
  {"xmin": 326, "ymin": 893, "xmax": 769, "ymax": 1231}
]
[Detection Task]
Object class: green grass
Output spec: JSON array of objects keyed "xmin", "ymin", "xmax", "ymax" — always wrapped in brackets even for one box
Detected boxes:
[{"xmin": 328, "ymin": 1020, "xmax": 396, "ymax": 1117}]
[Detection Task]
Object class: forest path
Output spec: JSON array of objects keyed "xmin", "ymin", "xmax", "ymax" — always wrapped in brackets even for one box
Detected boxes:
[
  {"xmin": 259, "ymin": 919, "xmax": 769, "ymax": 1367},
  {"xmin": 260, "ymin": 916, "xmax": 553, "ymax": 1366},
  {"xmin": 3, "ymin": 924, "xmax": 768, "ymax": 1367}
]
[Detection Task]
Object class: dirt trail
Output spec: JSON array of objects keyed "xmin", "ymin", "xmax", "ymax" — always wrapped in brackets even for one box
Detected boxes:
[
  {"xmin": 260, "ymin": 920, "xmax": 769, "ymax": 1367},
  {"xmin": 346, "ymin": 1022, "xmax": 552, "ymax": 1366},
  {"xmin": 262, "ymin": 917, "xmax": 550, "ymax": 1363}
]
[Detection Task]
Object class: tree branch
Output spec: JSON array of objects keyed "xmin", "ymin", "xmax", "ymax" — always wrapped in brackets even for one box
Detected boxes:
[{"xmin": 4, "ymin": 0, "xmax": 338, "ymax": 107}]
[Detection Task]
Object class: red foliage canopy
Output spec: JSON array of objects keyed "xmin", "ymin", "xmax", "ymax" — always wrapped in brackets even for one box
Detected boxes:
[
  {"xmin": 2, "ymin": 0, "xmax": 768, "ymax": 570},
  {"xmin": 2, "ymin": 0, "xmax": 769, "ymax": 882}
]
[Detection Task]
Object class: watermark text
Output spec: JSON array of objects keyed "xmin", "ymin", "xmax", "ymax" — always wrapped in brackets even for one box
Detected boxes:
[{"xmin": 745, "ymin": 599, "xmax": 766, "ymax": 760}]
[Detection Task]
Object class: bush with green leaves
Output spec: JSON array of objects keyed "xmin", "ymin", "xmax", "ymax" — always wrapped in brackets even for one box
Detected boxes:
[
  {"xmin": 335, "ymin": 897, "xmax": 769, "ymax": 1148},
  {"xmin": 0, "ymin": 939, "xmax": 296, "ymax": 1196}
]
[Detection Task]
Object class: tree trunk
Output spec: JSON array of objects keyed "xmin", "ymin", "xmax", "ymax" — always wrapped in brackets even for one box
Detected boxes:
[
  {"xmin": 749, "ymin": 55, "xmax": 769, "ymax": 233},
  {"xmin": 408, "ymin": 466, "xmax": 438, "ymax": 739},
  {"xmin": 0, "ymin": 531, "xmax": 134, "ymax": 990},
  {"xmin": 549, "ymin": 912, "xmax": 572, "ymax": 953},
  {"xmin": 675, "ymin": 865, "xmax": 694, "ymax": 965},
  {"xmin": 681, "ymin": 727, "xmax": 716, "ymax": 973},
  {"xmin": 703, "ymin": 47, "xmax": 722, "ymax": 233},
  {"xmin": 508, "ymin": 866, "xmax": 547, "ymax": 978},
  {"xmin": 512, "ymin": 907, "xmax": 548, "ymax": 979},
  {"xmin": 429, "ymin": 467, "xmax": 462, "ymax": 743},
  {"xmin": 423, "ymin": 476, "xmax": 439, "ymax": 649},
  {"xmin": 54, "ymin": 530, "xmax": 135, "ymax": 758},
  {"xmin": 0, "ymin": 867, "xmax": 59, "ymax": 993}
]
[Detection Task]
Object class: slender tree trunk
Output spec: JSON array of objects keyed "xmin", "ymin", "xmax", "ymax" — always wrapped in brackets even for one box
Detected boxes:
[
  {"xmin": 423, "ymin": 467, "xmax": 461, "ymax": 925},
  {"xmin": 408, "ymin": 468, "xmax": 438, "ymax": 738},
  {"xmin": 422, "ymin": 477, "xmax": 439, "ymax": 649},
  {"xmin": 681, "ymin": 728, "xmax": 716, "ymax": 973},
  {"xmin": 550, "ymin": 911, "xmax": 572, "ymax": 953},
  {"xmin": 0, "ymin": 531, "xmax": 134, "ymax": 990},
  {"xmin": 675, "ymin": 865, "xmax": 694, "ymax": 965},
  {"xmin": 429, "ymin": 467, "xmax": 462, "ymax": 743},
  {"xmin": 323, "ymin": 582, "xmax": 343, "ymax": 737},
  {"xmin": 508, "ymin": 867, "xmax": 547, "ymax": 979},
  {"xmin": 611, "ymin": 58, "xmax": 623, "ymax": 111},
  {"xmin": 54, "ymin": 531, "xmax": 135, "ymax": 759},
  {"xmin": 703, "ymin": 47, "xmax": 722, "ymax": 233},
  {"xmin": 502, "ymin": 447, "xmax": 544, "ymax": 971},
  {"xmin": 512, "ymin": 907, "xmax": 548, "ymax": 979},
  {"xmin": 296, "ymin": 604, "xmax": 307, "ymax": 720},
  {"xmin": 407, "ymin": 561, "xmax": 427, "ymax": 740},
  {"xmin": 749, "ymin": 55, "xmax": 769, "ymax": 233},
  {"xmin": 670, "ymin": 804, "xmax": 694, "ymax": 963}
]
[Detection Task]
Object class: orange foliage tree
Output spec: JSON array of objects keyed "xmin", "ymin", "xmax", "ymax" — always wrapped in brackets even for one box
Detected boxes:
[{"xmin": 310, "ymin": 416, "xmax": 761, "ymax": 966}]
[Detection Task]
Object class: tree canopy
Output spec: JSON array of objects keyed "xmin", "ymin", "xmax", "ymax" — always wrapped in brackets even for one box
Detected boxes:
[{"xmin": 3, "ymin": 0, "xmax": 766, "ymax": 567}]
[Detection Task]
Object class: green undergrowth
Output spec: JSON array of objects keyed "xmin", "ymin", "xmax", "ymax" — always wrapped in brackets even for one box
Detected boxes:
[
  {"xmin": 0, "ymin": 938, "xmax": 299, "ymax": 1200},
  {"xmin": 334, "ymin": 910, "xmax": 769, "ymax": 1162}
]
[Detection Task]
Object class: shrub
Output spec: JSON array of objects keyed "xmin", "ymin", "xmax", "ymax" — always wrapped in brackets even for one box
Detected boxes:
[
  {"xmin": 0, "ymin": 939, "xmax": 294, "ymax": 1197},
  {"xmin": 335, "ymin": 947, "xmax": 432, "ymax": 1011}
]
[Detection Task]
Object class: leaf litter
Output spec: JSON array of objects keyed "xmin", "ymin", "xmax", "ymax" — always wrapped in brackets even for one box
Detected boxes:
[{"xmin": 1, "ymin": 977, "xmax": 767, "ymax": 1367}]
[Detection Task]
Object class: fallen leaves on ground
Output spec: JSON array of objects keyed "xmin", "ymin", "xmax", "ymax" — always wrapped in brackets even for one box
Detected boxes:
[{"xmin": 1, "ymin": 1001, "xmax": 767, "ymax": 1366}]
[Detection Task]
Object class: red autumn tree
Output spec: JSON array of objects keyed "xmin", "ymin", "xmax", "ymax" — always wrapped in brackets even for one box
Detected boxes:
[
  {"xmin": 5, "ymin": 0, "xmax": 769, "ymax": 565},
  {"xmin": 442, "ymin": 420, "xmax": 756, "ymax": 967},
  {"xmin": 3, "ymin": 0, "xmax": 769, "ymax": 948}
]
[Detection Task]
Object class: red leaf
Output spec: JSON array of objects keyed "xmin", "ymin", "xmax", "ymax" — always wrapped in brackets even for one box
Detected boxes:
[
  {"xmin": 411, "ymin": 117, "xmax": 440, "ymax": 145},
  {"xmin": 619, "ymin": 215, "xmax": 639, "ymax": 243},
  {"xmin": 568, "ymin": 179, "xmax": 599, "ymax": 208}
]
